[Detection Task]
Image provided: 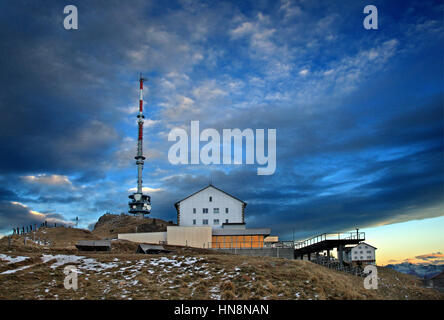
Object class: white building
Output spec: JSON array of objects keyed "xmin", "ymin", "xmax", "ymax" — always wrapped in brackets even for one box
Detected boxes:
[
  {"xmin": 174, "ymin": 184, "xmax": 246, "ymax": 229},
  {"xmin": 344, "ymin": 242, "xmax": 377, "ymax": 265}
]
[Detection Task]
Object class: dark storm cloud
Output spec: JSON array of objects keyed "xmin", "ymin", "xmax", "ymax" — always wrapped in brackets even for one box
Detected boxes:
[
  {"xmin": 0, "ymin": 1, "xmax": 141, "ymax": 175},
  {"xmin": 0, "ymin": 200, "xmax": 71, "ymax": 233},
  {"xmin": 0, "ymin": 0, "xmax": 442, "ymax": 239}
]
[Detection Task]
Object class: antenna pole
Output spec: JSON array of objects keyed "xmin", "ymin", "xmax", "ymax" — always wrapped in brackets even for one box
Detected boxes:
[{"xmin": 128, "ymin": 73, "xmax": 151, "ymax": 217}]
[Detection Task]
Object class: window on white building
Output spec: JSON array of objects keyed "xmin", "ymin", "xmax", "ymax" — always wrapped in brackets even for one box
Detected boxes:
[
  {"xmin": 213, "ymin": 208, "xmax": 219, "ymax": 214},
  {"xmin": 193, "ymin": 208, "xmax": 196, "ymax": 214},
  {"xmin": 225, "ymin": 219, "xmax": 229, "ymax": 223},
  {"xmin": 202, "ymin": 208, "xmax": 208, "ymax": 214},
  {"xmin": 367, "ymin": 256, "xmax": 371, "ymax": 259},
  {"xmin": 360, "ymin": 256, "xmax": 363, "ymax": 259},
  {"xmin": 203, "ymin": 219, "xmax": 208, "ymax": 225},
  {"xmin": 367, "ymin": 250, "xmax": 371, "ymax": 253},
  {"xmin": 214, "ymin": 219, "xmax": 219, "ymax": 225},
  {"xmin": 209, "ymin": 196, "xmax": 212, "ymax": 202},
  {"xmin": 193, "ymin": 219, "xmax": 196, "ymax": 225},
  {"xmin": 225, "ymin": 208, "xmax": 229, "ymax": 213}
]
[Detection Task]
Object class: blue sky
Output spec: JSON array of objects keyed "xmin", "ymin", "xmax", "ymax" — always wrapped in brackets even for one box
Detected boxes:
[{"xmin": 0, "ymin": 0, "xmax": 442, "ymax": 262}]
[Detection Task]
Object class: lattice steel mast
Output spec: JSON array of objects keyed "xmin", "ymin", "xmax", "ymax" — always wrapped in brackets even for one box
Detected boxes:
[{"xmin": 128, "ymin": 73, "xmax": 151, "ymax": 216}]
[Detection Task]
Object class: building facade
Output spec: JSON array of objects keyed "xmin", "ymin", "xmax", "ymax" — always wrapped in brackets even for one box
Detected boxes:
[
  {"xmin": 174, "ymin": 185, "xmax": 246, "ymax": 229},
  {"xmin": 119, "ymin": 184, "xmax": 272, "ymax": 250},
  {"xmin": 119, "ymin": 224, "xmax": 270, "ymax": 249},
  {"xmin": 344, "ymin": 242, "xmax": 377, "ymax": 265}
]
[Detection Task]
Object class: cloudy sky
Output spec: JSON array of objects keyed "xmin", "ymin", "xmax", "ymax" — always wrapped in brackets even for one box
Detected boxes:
[{"xmin": 0, "ymin": 0, "xmax": 442, "ymax": 264}]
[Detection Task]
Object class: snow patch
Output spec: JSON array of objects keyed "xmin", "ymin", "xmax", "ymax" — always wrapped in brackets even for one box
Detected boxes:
[{"xmin": 0, "ymin": 254, "xmax": 30, "ymax": 264}]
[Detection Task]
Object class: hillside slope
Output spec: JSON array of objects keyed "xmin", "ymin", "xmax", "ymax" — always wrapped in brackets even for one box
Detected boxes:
[
  {"xmin": 0, "ymin": 226, "xmax": 100, "ymax": 250},
  {"xmin": 92, "ymin": 213, "xmax": 175, "ymax": 239},
  {"xmin": 0, "ymin": 244, "xmax": 443, "ymax": 300}
]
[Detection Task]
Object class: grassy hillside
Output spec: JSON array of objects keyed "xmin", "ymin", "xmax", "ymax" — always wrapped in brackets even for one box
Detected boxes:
[
  {"xmin": 0, "ymin": 218, "xmax": 442, "ymax": 300},
  {"xmin": 92, "ymin": 213, "xmax": 175, "ymax": 239},
  {"xmin": 0, "ymin": 241, "xmax": 442, "ymax": 300},
  {"xmin": 1, "ymin": 226, "xmax": 100, "ymax": 251}
]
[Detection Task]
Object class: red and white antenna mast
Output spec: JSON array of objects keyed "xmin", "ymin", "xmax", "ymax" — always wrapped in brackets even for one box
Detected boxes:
[{"xmin": 128, "ymin": 73, "xmax": 151, "ymax": 216}]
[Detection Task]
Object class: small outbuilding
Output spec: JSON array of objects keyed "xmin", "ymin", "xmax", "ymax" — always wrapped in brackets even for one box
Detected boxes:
[
  {"xmin": 343, "ymin": 242, "xmax": 377, "ymax": 265},
  {"xmin": 137, "ymin": 244, "xmax": 171, "ymax": 254},
  {"xmin": 76, "ymin": 240, "xmax": 111, "ymax": 251}
]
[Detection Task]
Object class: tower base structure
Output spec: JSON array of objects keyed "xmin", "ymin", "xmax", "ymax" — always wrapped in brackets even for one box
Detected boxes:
[{"xmin": 128, "ymin": 193, "xmax": 151, "ymax": 216}]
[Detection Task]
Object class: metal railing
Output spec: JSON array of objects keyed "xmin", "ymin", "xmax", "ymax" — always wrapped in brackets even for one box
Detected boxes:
[
  {"xmin": 264, "ymin": 240, "xmax": 295, "ymax": 248},
  {"xmin": 312, "ymin": 256, "xmax": 366, "ymax": 277},
  {"xmin": 295, "ymin": 232, "xmax": 365, "ymax": 249}
]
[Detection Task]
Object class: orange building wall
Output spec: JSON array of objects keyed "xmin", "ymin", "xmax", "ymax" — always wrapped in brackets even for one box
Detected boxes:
[{"xmin": 211, "ymin": 235, "xmax": 264, "ymax": 248}]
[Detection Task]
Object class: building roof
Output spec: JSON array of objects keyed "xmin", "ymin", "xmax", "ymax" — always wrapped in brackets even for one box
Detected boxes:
[
  {"xmin": 174, "ymin": 184, "xmax": 247, "ymax": 207},
  {"xmin": 76, "ymin": 240, "xmax": 111, "ymax": 247},
  {"xmin": 352, "ymin": 242, "xmax": 377, "ymax": 249},
  {"xmin": 212, "ymin": 228, "xmax": 270, "ymax": 236},
  {"xmin": 75, "ymin": 240, "xmax": 111, "ymax": 251},
  {"xmin": 137, "ymin": 244, "xmax": 170, "ymax": 254}
]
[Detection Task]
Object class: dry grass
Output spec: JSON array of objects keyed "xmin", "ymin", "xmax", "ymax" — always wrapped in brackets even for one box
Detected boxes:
[
  {"xmin": 91, "ymin": 213, "xmax": 174, "ymax": 239},
  {"xmin": 0, "ymin": 243, "xmax": 442, "ymax": 300}
]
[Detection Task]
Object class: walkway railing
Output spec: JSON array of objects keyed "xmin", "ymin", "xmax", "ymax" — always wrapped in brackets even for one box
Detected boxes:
[
  {"xmin": 295, "ymin": 232, "xmax": 365, "ymax": 249},
  {"xmin": 312, "ymin": 256, "xmax": 366, "ymax": 277}
]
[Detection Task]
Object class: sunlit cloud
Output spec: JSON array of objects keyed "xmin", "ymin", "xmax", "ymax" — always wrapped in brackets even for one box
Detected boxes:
[
  {"xmin": 128, "ymin": 187, "xmax": 164, "ymax": 193},
  {"xmin": 21, "ymin": 174, "xmax": 72, "ymax": 186}
]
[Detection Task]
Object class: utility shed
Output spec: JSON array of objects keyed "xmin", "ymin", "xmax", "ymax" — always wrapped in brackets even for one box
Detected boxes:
[
  {"xmin": 137, "ymin": 244, "xmax": 170, "ymax": 254},
  {"xmin": 76, "ymin": 240, "xmax": 111, "ymax": 251}
]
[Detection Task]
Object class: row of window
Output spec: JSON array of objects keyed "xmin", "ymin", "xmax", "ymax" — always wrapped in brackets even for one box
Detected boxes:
[
  {"xmin": 193, "ymin": 219, "xmax": 229, "ymax": 225},
  {"xmin": 193, "ymin": 208, "xmax": 229, "ymax": 214},
  {"xmin": 358, "ymin": 250, "xmax": 372, "ymax": 254},
  {"xmin": 354, "ymin": 256, "xmax": 372, "ymax": 260}
]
